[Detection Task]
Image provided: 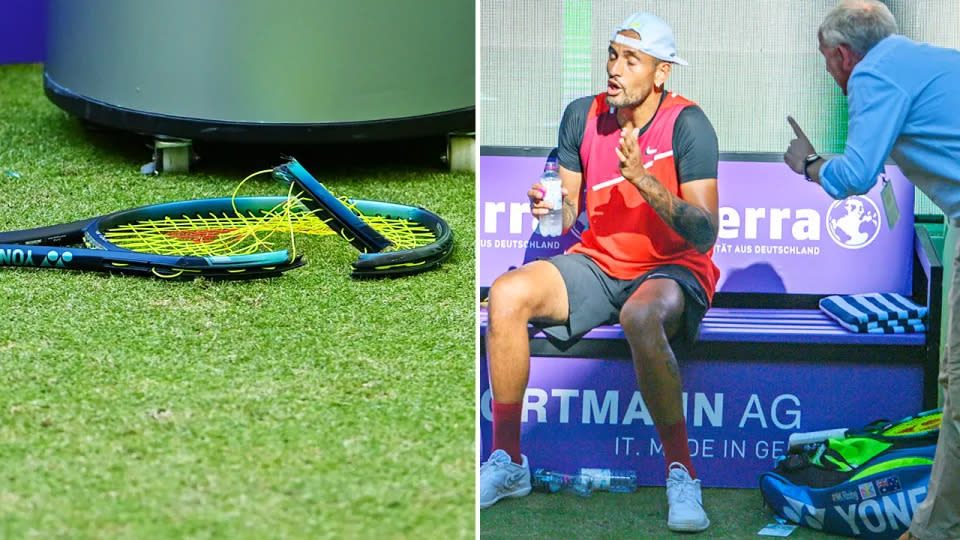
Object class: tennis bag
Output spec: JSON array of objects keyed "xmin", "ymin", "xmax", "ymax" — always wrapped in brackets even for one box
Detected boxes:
[{"xmin": 759, "ymin": 409, "xmax": 941, "ymax": 539}]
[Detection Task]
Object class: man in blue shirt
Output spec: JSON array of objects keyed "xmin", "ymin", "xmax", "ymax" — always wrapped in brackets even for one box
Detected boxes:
[{"xmin": 784, "ymin": 1, "xmax": 960, "ymax": 538}]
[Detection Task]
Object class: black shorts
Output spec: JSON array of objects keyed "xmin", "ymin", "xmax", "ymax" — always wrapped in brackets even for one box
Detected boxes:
[{"xmin": 538, "ymin": 253, "xmax": 710, "ymax": 344}]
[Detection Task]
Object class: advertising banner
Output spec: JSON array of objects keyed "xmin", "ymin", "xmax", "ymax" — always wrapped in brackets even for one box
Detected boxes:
[
  {"xmin": 478, "ymin": 153, "xmax": 916, "ymax": 295},
  {"xmin": 478, "ymin": 355, "xmax": 923, "ymax": 488}
]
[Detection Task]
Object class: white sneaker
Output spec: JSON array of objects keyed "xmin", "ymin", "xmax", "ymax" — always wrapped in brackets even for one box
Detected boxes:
[
  {"xmin": 666, "ymin": 462, "xmax": 710, "ymax": 532},
  {"xmin": 479, "ymin": 449, "xmax": 531, "ymax": 509}
]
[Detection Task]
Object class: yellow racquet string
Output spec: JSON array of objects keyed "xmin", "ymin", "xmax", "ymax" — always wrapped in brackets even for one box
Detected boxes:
[
  {"xmin": 151, "ymin": 267, "xmax": 186, "ymax": 279},
  {"xmin": 103, "ymin": 205, "xmax": 339, "ymax": 256},
  {"xmin": 231, "ymin": 169, "xmax": 289, "ymax": 257},
  {"xmin": 285, "ymin": 180, "xmax": 297, "ymax": 260},
  {"xmin": 881, "ymin": 413, "xmax": 942, "ymax": 436},
  {"xmin": 226, "ymin": 168, "xmax": 435, "ymax": 254},
  {"xmin": 102, "ymin": 168, "xmax": 438, "ymax": 258}
]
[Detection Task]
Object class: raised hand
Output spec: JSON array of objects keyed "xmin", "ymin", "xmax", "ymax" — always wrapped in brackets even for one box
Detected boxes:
[
  {"xmin": 614, "ymin": 127, "xmax": 648, "ymax": 181},
  {"xmin": 783, "ymin": 115, "xmax": 817, "ymax": 175}
]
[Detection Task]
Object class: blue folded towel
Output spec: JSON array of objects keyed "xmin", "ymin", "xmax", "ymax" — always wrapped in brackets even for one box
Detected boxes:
[
  {"xmin": 819, "ymin": 293, "xmax": 928, "ymax": 325},
  {"xmin": 820, "ymin": 293, "xmax": 928, "ymax": 334},
  {"xmin": 822, "ymin": 309, "xmax": 926, "ymax": 333}
]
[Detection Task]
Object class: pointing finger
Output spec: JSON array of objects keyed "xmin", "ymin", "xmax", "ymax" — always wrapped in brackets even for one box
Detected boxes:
[{"xmin": 787, "ymin": 115, "xmax": 809, "ymax": 141}]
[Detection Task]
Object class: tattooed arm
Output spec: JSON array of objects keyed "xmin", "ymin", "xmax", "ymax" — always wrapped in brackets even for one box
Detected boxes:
[
  {"xmin": 616, "ymin": 127, "xmax": 719, "ymax": 253},
  {"xmin": 632, "ymin": 174, "xmax": 719, "ymax": 253}
]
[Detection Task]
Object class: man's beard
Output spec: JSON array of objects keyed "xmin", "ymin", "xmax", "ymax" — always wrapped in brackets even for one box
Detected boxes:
[{"xmin": 605, "ymin": 86, "xmax": 648, "ymax": 108}]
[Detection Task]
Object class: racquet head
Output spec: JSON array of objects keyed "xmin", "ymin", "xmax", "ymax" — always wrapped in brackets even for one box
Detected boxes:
[
  {"xmin": 272, "ymin": 158, "xmax": 455, "ymax": 277},
  {"xmin": 0, "ymin": 197, "xmax": 310, "ymax": 280}
]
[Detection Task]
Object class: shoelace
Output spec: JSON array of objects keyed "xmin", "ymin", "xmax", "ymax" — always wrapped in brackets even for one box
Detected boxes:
[
  {"xmin": 667, "ymin": 476, "xmax": 700, "ymax": 505},
  {"xmin": 479, "ymin": 453, "xmax": 509, "ymax": 474}
]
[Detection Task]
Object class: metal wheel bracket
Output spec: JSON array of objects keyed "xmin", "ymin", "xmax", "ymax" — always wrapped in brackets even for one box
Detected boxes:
[
  {"xmin": 445, "ymin": 131, "xmax": 475, "ymax": 172},
  {"xmin": 141, "ymin": 138, "xmax": 193, "ymax": 174}
]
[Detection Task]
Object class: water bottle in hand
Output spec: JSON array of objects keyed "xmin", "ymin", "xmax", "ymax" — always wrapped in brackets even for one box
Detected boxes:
[
  {"xmin": 537, "ymin": 160, "xmax": 563, "ymax": 237},
  {"xmin": 578, "ymin": 468, "xmax": 638, "ymax": 493}
]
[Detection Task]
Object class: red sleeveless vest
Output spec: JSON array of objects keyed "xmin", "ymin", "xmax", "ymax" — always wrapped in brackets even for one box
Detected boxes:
[{"xmin": 567, "ymin": 92, "xmax": 720, "ymax": 301}]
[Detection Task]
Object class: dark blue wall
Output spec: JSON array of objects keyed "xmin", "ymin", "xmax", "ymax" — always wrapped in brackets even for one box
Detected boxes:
[{"xmin": 0, "ymin": 0, "xmax": 47, "ymax": 64}]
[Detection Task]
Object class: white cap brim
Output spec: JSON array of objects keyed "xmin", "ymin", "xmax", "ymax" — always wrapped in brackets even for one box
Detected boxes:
[{"xmin": 612, "ymin": 34, "xmax": 688, "ymax": 66}]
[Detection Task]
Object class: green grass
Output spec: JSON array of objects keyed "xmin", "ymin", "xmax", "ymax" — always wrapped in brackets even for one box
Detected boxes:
[
  {"xmin": 0, "ymin": 63, "xmax": 475, "ymax": 539},
  {"xmin": 481, "ymin": 489, "xmax": 849, "ymax": 539}
]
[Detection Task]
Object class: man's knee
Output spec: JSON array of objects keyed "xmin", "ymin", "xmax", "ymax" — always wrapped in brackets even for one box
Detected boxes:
[
  {"xmin": 620, "ymin": 302, "xmax": 666, "ymax": 340},
  {"xmin": 488, "ymin": 270, "xmax": 537, "ymax": 324}
]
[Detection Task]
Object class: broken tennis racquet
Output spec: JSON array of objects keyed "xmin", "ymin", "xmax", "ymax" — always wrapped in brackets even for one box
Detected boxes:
[
  {"xmin": 273, "ymin": 158, "xmax": 454, "ymax": 277},
  {"xmin": 0, "ymin": 160, "xmax": 453, "ymax": 280},
  {"xmin": 0, "ymin": 197, "xmax": 307, "ymax": 280}
]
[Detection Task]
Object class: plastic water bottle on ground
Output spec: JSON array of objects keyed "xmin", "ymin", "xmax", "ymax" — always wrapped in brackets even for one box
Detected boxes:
[
  {"xmin": 531, "ymin": 469, "xmax": 564, "ymax": 493},
  {"xmin": 531, "ymin": 469, "xmax": 593, "ymax": 497},
  {"xmin": 537, "ymin": 160, "xmax": 563, "ymax": 237},
  {"xmin": 578, "ymin": 468, "xmax": 638, "ymax": 493},
  {"xmin": 569, "ymin": 474, "xmax": 595, "ymax": 497}
]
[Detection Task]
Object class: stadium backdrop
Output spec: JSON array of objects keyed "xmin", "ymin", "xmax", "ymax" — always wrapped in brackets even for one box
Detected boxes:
[{"xmin": 478, "ymin": 0, "xmax": 959, "ymax": 488}]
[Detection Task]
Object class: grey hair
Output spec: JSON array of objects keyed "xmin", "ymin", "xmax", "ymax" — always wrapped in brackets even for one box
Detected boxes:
[{"xmin": 820, "ymin": 0, "xmax": 898, "ymax": 58}]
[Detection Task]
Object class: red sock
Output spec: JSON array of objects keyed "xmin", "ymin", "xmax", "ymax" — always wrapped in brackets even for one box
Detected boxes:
[
  {"xmin": 656, "ymin": 420, "xmax": 696, "ymax": 479},
  {"xmin": 492, "ymin": 400, "xmax": 523, "ymax": 464}
]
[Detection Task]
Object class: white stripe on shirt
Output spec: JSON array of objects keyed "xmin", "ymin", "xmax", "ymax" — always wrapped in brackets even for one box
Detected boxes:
[{"xmin": 591, "ymin": 151, "xmax": 675, "ymax": 192}]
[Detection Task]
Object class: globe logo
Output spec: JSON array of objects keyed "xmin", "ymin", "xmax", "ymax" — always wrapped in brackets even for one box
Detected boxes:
[{"xmin": 826, "ymin": 196, "xmax": 881, "ymax": 249}]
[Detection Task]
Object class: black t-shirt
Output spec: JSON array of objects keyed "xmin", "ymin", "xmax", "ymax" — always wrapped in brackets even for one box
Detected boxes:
[{"xmin": 557, "ymin": 93, "xmax": 719, "ymax": 183}]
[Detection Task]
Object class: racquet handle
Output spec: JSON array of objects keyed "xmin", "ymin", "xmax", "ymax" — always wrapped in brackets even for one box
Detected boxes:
[
  {"xmin": 0, "ymin": 217, "xmax": 94, "ymax": 245},
  {"xmin": 0, "ymin": 244, "xmax": 291, "ymax": 270},
  {"xmin": 788, "ymin": 428, "xmax": 848, "ymax": 448}
]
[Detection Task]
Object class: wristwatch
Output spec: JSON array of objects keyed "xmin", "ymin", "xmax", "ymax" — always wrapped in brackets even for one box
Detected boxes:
[{"xmin": 803, "ymin": 153, "xmax": 822, "ymax": 182}]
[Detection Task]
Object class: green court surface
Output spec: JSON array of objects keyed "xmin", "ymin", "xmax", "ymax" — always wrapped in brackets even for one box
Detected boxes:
[
  {"xmin": 0, "ymin": 63, "xmax": 474, "ymax": 539},
  {"xmin": 481, "ymin": 487, "xmax": 849, "ymax": 539}
]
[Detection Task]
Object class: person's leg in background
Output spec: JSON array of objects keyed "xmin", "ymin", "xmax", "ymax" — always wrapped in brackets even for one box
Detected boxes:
[{"xmin": 904, "ymin": 219, "xmax": 960, "ymax": 540}]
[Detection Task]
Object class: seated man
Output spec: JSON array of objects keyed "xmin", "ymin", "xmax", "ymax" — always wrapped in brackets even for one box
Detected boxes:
[{"xmin": 479, "ymin": 11, "xmax": 721, "ymax": 534}]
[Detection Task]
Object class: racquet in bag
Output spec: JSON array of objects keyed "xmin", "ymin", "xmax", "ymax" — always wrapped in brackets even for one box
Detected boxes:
[{"xmin": 760, "ymin": 409, "xmax": 941, "ymax": 539}]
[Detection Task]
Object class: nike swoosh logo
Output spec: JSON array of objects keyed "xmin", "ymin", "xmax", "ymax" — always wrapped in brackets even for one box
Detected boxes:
[
  {"xmin": 645, "ymin": 147, "xmax": 657, "ymax": 155},
  {"xmin": 504, "ymin": 471, "xmax": 525, "ymax": 489}
]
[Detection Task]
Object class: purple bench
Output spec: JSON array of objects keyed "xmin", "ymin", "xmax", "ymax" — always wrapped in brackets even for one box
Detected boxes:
[{"xmin": 480, "ymin": 226, "xmax": 940, "ymax": 408}]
